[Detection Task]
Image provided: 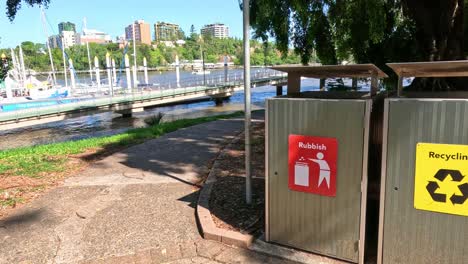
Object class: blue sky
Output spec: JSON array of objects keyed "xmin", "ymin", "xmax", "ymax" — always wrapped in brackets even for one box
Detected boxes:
[{"xmin": 0, "ymin": 0, "xmax": 244, "ymax": 48}]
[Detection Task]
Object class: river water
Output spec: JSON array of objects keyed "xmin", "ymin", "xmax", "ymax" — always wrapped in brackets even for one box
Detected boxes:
[{"xmin": 0, "ymin": 69, "xmax": 321, "ymax": 150}]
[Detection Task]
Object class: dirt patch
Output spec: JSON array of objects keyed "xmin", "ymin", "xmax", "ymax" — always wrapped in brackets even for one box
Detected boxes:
[{"xmin": 209, "ymin": 123, "xmax": 266, "ymax": 234}]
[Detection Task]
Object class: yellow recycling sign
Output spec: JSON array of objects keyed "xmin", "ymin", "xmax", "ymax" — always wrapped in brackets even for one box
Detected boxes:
[{"xmin": 415, "ymin": 143, "xmax": 468, "ymax": 216}]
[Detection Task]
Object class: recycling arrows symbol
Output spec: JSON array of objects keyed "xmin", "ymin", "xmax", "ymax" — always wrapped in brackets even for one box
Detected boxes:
[
  {"xmin": 426, "ymin": 169, "xmax": 468, "ymax": 205},
  {"xmin": 426, "ymin": 181, "xmax": 446, "ymax": 202},
  {"xmin": 450, "ymin": 183, "xmax": 468, "ymax": 205}
]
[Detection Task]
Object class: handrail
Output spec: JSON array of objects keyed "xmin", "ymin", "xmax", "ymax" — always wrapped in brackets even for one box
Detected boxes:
[{"xmin": 0, "ymin": 70, "xmax": 287, "ymax": 123}]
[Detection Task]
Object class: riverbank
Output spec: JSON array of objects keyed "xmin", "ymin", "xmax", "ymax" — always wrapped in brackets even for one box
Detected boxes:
[{"xmin": 0, "ymin": 111, "xmax": 242, "ymax": 217}]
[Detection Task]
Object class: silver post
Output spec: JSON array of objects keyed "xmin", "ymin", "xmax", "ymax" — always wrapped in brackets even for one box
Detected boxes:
[
  {"xmin": 106, "ymin": 53, "xmax": 113, "ymax": 96},
  {"xmin": 176, "ymin": 55, "xmax": 180, "ymax": 88},
  {"xmin": 112, "ymin": 58, "xmax": 117, "ymax": 86},
  {"xmin": 202, "ymin": 51, "xmax": 206, "ymax": 86},
  {"xmin": 243, "ymin": 0, "xmax": 252, "ymax": 205},
  {"xmin": 224, "ymin": 55, "xmax": 228, "ymax": 83},
  {"xmin": 143, "ymin": 57, "xmax": 149, "ymax": 85},
  {"xmin": 94, "ymin": 56, "xmax": 101, "ymax": 92},
  {"xmin": 125, "ymin": 54, "xmax": 132, "ymax": 93}
]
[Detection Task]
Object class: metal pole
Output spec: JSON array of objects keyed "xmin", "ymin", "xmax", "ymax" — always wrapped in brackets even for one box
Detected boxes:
[
  {"xmin": 94, "ymin": 56, "xmax": 101, "ymax": 92},
  {"xmin": 143, "ymin": 57, "xmax": 149, "ymax": 85},
  {"xmin": 132, "ymin": 22, "xmax": 138, "ymax": 89},
  {"xmin": 112, "ymin": 58, "xmax": 117, "ymax": 86},
  {"xmin": 243, "ymin": 0, "xmax": 252, "ymax": 205},
  {"xmin": 125, "ymin": 54, "xmax": 132, "ymax": 92},
  {"xmin": 106, "ymin": 53, "xmax": 113, "ymax": 96},
  {"xmin": 176, "ymin": 55, "xmax": 180, "ymax": 88},
  {"xmin": 224, "ymin": 55, "xmax": 228, "ymax": 83},
  {"xmin": 202, "ymin": 51, "xmax": 206, "ymax": 86}
]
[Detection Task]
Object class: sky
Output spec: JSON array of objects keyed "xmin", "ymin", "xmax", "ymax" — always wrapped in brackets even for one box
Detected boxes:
[{"xmin": 0, "ymin": 0, "xmax": 244, "ymax": 48}]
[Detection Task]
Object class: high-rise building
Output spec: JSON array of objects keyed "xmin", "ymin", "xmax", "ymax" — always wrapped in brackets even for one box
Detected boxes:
[
  {"xmin": 201, "ymin": 23, "xmax": 229, "ymax": 39},
  {"xmin": 48, "ymin": 35, "xmax": 61, "ymax": 49},
  {"xmin": 125, "ymin": 20, "xmax": 151, "ymax": 45},
  {"xmin": 58, "ymin": 22, "xmax": 76, "ymax": 34},
  {"xmin": 154, "ymin": 22, "xmax": 181, "ymax": 41}
]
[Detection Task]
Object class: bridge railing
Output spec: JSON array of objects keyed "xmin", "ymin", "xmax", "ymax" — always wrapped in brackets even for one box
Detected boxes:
[
  {"xmin": 150, "ymin": 68, "xmax": 285, "ymax": 90},
  {"xmin": 0, "ymin": 70, "xmax": 287, "ymax": 123}
]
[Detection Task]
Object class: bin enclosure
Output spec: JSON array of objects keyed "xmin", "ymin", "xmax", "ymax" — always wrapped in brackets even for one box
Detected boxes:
[
  {"xmin": 271, "ymin": 64, "xmax": 387, "ymax": 95},
  {"xmin": 267, "ymin": 65, "xmax": 387, "ymax": 264},
  {"xmin": 379, "ymin": 61, "xmax": 468, "ymax": 264}
]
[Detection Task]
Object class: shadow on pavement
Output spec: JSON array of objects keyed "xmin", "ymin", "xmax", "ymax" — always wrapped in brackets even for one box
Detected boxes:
[{"xmin": 0, "ymin": 208, "xmax": 44, "ymax": 228}]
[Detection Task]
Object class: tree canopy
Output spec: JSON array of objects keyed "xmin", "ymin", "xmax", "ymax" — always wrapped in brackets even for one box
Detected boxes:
[
  {"xmin": 252, "ymin": 0, "xmax": 466, "ymax": 64},
  {"xmin": 6, "ymin": 0, "xmax": 468, "ymax": 90},
  {"xmin": 5, "ymin": 0, "xmax": 49, "ymax": 20},
  {"xmin": 250, "ymin": 0, "xmax": 467, "ymax": 90}
]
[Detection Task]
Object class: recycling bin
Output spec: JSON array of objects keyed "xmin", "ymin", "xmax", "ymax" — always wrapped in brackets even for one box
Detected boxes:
[
  {"xmin": 378, "ymin": 95, "xmax": 468, "ymax": 264},
  {"xmin": 377, "ymin": 61, "xmax": 468, "ymax": 264},
  {"xmin": 266, "ymin": 91, "xmax": 376, "ymax": 263}
]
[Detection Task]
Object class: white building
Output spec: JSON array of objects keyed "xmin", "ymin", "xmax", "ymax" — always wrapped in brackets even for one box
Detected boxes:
[
  {"xmin": 201, "ymin": 23, "xmax": 229, "ymax": 39},
  {"xmin": 77, "ymin": 29, "xmax": 112, "ymax": 44},
  {"xmin": 61, "ymin": 31, "xmax": 77, "ymax": 48}
]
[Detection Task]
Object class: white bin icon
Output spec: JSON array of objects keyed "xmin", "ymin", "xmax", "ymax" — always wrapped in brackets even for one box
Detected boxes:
[{"xmin": 294, "ymin": 161, "xmax": 309, "ymax": 187}]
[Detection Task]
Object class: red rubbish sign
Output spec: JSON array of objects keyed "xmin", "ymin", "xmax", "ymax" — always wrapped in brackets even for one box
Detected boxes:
[{"xmin": 288, "ymin": 134, "xmax": 338, "ymax": 197}]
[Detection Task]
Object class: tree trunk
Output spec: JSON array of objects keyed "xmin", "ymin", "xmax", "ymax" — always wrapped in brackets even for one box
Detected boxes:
[{"xmin": 402, "ymin": 0, "xmax": 467, "ymax": 91}]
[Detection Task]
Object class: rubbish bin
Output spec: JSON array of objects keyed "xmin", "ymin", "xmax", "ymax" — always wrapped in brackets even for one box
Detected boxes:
[
  {"xmin": 378, "ymin": 61, "xmax": 468, "ymax": 264},
  {"xmin": 266, "ymin": 64, "xmax": 387, "ymax": 264}
]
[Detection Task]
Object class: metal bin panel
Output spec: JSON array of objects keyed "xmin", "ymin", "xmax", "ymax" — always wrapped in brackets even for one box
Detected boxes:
[
  {"xmin": 267, "ymin": 98, "xmax": 370, "ymax": 263},
  {"xmin": 380, "ymin": 99, "xmax": 468, "ymax": 264}
]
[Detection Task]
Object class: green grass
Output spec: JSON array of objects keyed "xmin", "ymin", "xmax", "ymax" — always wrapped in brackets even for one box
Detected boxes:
[{"xmin": 0, "ymin": 112, "xmax": 243, "ymax": 178}]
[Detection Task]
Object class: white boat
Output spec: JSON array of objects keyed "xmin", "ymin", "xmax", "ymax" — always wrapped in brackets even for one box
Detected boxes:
[
  {"xmin": 1, "ymin": 74, "xmax": 70, "ymax": 100},
  {"xmin": 192, "ymin": 69, "xmax": 210, "ymax": 75}
]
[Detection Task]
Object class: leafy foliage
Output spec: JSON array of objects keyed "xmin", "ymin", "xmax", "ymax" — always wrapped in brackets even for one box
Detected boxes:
[
  {"xmin": 251, "ymin": 0, "xmax": 466, "ymax": 64},
  {"xmin": 6, "ymin": 0, "xmax": 49, "ymax": 20},
  {"xmin": 0, "ymin": 37, "xmax": 301, "ymax": 72},
  {"xmin": 250, "ymin": 0, "xmax": 468, "ymax": 90}
]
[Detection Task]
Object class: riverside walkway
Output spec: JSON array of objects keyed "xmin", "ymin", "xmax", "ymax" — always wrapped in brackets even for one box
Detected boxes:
[
  {"xmin": 0, "ymin": 114, "xmax": 294, "ymax": 264},
  {"xmin": 0, "ymin": 70, "xmax": 286, "ymax": 130}
]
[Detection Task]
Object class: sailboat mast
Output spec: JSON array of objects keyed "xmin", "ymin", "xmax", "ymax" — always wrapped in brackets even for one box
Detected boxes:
[
  {"xmin": 10, "ymin": 48, "xmax": 20, "ymax": 80},
  {"xmin": 61, "ymin": 36, "xmax": 68, "ymax": 87},
  {"xmin": 132, "ymin": 22, "xmax": 137, "ymax": 87},
  {"xmin": 83, "ymin": 17, "xmax": 93, "ymax": 83},
  {"xmin": 41, "ymin": 8, "xmax": 57, "ymax": 86},
  {"xmin": 86, "ymin": 41, "xmax": 93, "ymax": 82},
  {"xmin": 19, "ymin": 44, "xmax": 27, "ymax": 86}
]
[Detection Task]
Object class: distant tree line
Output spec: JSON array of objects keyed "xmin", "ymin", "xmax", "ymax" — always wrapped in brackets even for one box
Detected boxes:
[{"xmin": 0, "ymin": 35, "xmax": 302, "ymax": 72}]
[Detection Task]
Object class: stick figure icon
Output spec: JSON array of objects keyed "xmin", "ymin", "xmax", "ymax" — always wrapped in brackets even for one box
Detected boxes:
[{"xmin": 310, "ymin": 152, "xmax": 331, "ymax": 188}]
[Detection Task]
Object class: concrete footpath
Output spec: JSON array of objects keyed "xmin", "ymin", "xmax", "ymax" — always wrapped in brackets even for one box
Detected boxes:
[{"xmin": 0, "ymin": 114, "xmax": 296, "ymax": 264}]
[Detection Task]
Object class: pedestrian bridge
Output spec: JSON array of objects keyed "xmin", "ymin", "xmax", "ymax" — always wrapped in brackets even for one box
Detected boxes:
[{"xmin": 0, "ymin": 70, "xmax": 287, "ymax": 130}]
